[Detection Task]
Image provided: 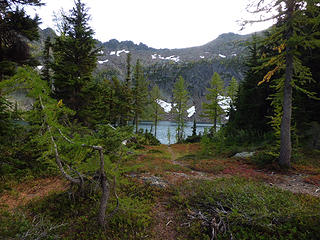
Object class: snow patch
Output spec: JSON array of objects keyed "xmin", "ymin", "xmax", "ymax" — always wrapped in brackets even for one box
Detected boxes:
[
  {"xmin": 37, "ymin": 65, "xmax": 43, "ymax": 70},
  {"xmin": 98, "ymin": 59, "xmax": 109, "ymax": 64},
  {"xmin": 156, "ymin": 99, "xmax": 172, "ymax": 113},
  {"xmin": 200, "ymin": 56, "xmax": 205, "ymax": 59},
  {"xmin": 151, "ymin": 54, "xmax": 157, "ymax": 59},
  {"xmin": 157, "ymin": 55, "xmax": 180, "ymax": 62},
  {"xmin": 219, "ymin": 54, "xmax": 226, "ymax": 58},
  {"xmin": 116, "ymin": 49, "xmax": 130, "ymax": 56},
  {"xmin": 110, "ymin": 51, "xmax": 116, "ymax": 55},
  {"xmin": 187, "ymin": 106, "xmax": 196, "ymax": 117},
  {"xmin": 99, "ymin": 50, "xmax": 104, "ymax": 54},
  {"xmin": 165, "ymin": 55, "xmax": 180, "ymax": 62},
  {"xmin": 218, "ymin": 95, "xmax": 231, "ymax": 111},
  {"xmin": 231, "ymin": 53, "xmax": 237, "ymax": 57}
]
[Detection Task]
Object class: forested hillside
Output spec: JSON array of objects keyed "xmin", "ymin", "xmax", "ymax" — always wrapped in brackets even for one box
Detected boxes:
[{"xmin": 1, "ymin": 0, "xmax": 320, "ymax": 239}]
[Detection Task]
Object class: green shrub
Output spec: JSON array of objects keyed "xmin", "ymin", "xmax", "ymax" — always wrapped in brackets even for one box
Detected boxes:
[
  {"xmin": 252, "ymin": 150, "xmax": 279, "ymax": 166},
  {"xmin": 173, "ymin": 177, "xmax": 320, "ymax": 240},
  {"xmin": 1, "ymin": 178, "xmax": 156, "ymax": 240}
]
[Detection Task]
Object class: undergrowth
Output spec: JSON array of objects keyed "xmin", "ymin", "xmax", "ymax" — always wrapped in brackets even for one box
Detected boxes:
[
  {"xmin": 0, "ymin": 179, "xmax": 156, "ymax": 240},
  {"xmin": 172, "ymin": 177, "xmax": 320, "ymax": 240}
]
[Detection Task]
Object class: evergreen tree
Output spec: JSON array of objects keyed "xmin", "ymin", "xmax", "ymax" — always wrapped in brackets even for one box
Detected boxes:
[
  {"xmin": 230, "ymin": 36, "xmax": 273, "ymax": 133},
  {"xmin": 132, "ymin": 59, "xmax": 148, "ymax": 133},
  {"xmin": 41, "ymin": 36, "xmax": 52, "ymax": 89},
  {"xmin": 245, "ymin": 0, "xmax": 320, "ymax": 168},
  {"xmin": 173, "ymin": 76, "xmax": 189, "ymax": 142},
  {"xmin": 0, "ymin": 0, "xmax": 42, "ymax": 81},
  {"xmin": 150, "ymin": 84, "xmax": 164, "ymax": 137},
  {"xmin": 226, "ymin": 77, "xmax": 239, "ymax": 108},
  {"xmin": 192, "ymin": 118, "xmax": 197, "ymax": 136},
  {"xmin": 52, "ymin": 0, "xmax": 99, "ymax": 114},
  {"xmin": 119, "ymin": 52, "xmax": 133, "ymax": 126},
  {"xmin": 202, "ymin": 72, "xmax": 225, "ymax": 133}
]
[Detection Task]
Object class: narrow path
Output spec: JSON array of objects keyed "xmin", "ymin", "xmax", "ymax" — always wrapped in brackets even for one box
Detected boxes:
[
  {"xmin": 167, "ymin": 145, "xmax": 214, "ymax": 180},
  {"xmin": 166, "ymin": 145, "xmax": 320, "ymax": 197},
  {"xmin": 151, "ymin": 194, "xmax": 178, "ymax": 240}
]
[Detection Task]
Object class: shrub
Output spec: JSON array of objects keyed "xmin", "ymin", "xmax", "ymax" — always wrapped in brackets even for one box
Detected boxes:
[{"xmin": 174, "ymin": 177, "xmax": 320, "ymax": 240}]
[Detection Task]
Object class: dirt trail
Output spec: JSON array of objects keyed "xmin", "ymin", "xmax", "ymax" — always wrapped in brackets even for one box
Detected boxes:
[
  {"xmin": 151, "ymin": 195, "xmax": 178, "ymax": 240},
  {"xmin": 166, "ymin": 145, "xmax": 320, "ymax": 197},
  {"xmin": 167, "ymin": 145, "xmax": 215, "ymax": 180}
]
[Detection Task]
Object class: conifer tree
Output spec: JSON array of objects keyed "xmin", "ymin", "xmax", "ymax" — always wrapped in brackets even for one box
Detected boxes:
[
  {"xmin": 173, "ymin": 76, "xmax": 189, "ymax": 142},
  {"xmin": 202, "ymin": 72, "xmax": 225, "ymax": 133},
  {"xmin": 226, "ymin": 77, "xmax": 239, "ymax": 108},
  {"xmin": 231, "ymin": 36, "xmax": 273, "ymax": 133},
  {"xmin": 119, "ymin": 52, "xmax": 133, "ymax": 126},
  {"xmin": 192, "ymin": 118, "xmax": 197, "ymax": 136},
  {"xmin": 150, "ymin": 84, "xmax": 164, "ymax": 137},
  {"xmin": 41, "ymin": 36, "xmax": 52, "ymax": 89},
  {"xmin": 132, "ymin": 59, "xmax": 148, "ymax": 133},
  {"xmin": 52, "ymin": 0, "xmax": 99, "ymax": 114},
  {"xmin": 244, "ymin": 0, "xmax": 320, "ymax": 168},
  {"xmin": 0, "ymin": 0, "xmax": 42, "ymax": 80}
]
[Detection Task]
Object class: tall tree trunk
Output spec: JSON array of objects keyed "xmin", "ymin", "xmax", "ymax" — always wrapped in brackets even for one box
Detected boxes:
[
  {"xmin": 98, "ymin": 149, "xmax": 110, "ymax": 226},
  {"xmin": 279, "ymin": 2, "xmax": 294, "ymax": 169},
  {"xmin": 279, "ymin": 52, "xmax": 293, "ymax": 168},
  {"xmin": 213, "ymin": 106, "xmax": 217, "ymax": 133},
  {"xmin": 135, "ymin": 113, "xmax": 138, "ymax": 133},
  {"xmin": 155, "ymin": 108, "xmax": 158, "ymax": 137}
]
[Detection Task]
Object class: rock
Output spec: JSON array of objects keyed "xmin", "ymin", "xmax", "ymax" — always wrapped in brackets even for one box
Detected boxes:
[
  {"xmin": 7, "ymin": 89, "xmax": 35, "ymax": 111},
  {"xmin": 233, "ymin": 152, "xmax": 255, "ymax": 158},
  {"xmin": 141, "ymin": 176, "xmax": 167, "ymax": 188}
]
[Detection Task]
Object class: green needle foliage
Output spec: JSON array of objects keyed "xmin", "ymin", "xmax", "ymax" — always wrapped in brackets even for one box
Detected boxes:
[
  {"xmin": 132, "ymin": 59, "xmax": 149, "ymax": 133},
  {"xmin": 245, "ymin": 0, "xmax": 320, "ymax": 168},
  {"xmin": 202, "ymin": 72, "xmax": 225, "ymax": 133},
  {"xmin": 226, "ymin": 76, "xmax": 239, "ymax": 109},
  {"xmin": 173, "ymin": 76, "xmax": 189, "ymax": 143},
  {"xmin": 149, "ymin": 84, "xmax": 164, "ymax": 137},
  {"xmin": 52, "ymin": 0, "xmax": 100, "ymax": 116},
  {"xmin": 0, "ymin": 0, "xmax": 42, "ymax": 80}
]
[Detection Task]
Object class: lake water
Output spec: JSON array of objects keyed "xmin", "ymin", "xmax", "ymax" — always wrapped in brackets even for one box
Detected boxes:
[{"xmin": 137, "ymin": 121, "xmax": 213, "ymax": 144}]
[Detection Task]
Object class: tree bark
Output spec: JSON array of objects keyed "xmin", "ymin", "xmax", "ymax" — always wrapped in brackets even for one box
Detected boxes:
[
  {"xmin": 213, "ymin": 104, "xmax": 217, "ymax": 133},
  {"xmin": 279, "ymin": 51, "xmax": 293, "ymax": 168},
  {"xmin": 135, "ymin": 113, "xmax": 138, "ymax": 133},
  {"xmin": 155, "ymin": 108, "xmax": 158, "ymax": 137},
  {"xmin": 98, "ymin": 149, "xmax": 110, "ymax": 226},
  {"xmin": 279, "ymin": 1, "xmax": 294, "ymax": 169}
]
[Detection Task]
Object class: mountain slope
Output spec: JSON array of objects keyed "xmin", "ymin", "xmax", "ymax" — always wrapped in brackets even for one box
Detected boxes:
[
  {"xmin": 96, "ymin": 32, "xmax": 253, "ymax": 118},
  {"xmin": 36, "ymin": 28, "xmax": 254, "ymax": 119}
]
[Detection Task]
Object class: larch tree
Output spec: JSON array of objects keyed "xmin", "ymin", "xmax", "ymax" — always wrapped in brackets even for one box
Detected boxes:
[
  {"xmin": 202, "ymin": 72, "xmax": 225, "ymax": 133},
  {"xmin": 226, "ymin": 76, "xmax": 239, "ymax": 108},
  {"xmin": 244, "ymin": 0, "xmax": 320, "ymax": 168},
  {"xmin": 52, "ymin": 0, "xmax": 99, "ymax": 115},
  {"xmin": 119, "ymin": 52, "xmax": 133, "ymax": 126},
  {"xmin": 173, "ymin": 76, "xmax": 189, "ymax": 143},
  {"xmin": 132, "ymin": 59, "xmax": 148, "ymax": 133},
  {"xmin": 149, "ymin": 84, "xmax": 164, "ymax": 137}
]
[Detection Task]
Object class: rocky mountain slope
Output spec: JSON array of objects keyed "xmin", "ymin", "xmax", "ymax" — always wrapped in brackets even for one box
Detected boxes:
[
  {"xmin": 36, "ymin": 28, "xmax": 255, "ymax": 119},
  {"xmin": 96, "ymin": 32, "xmax": 253, "ymax": 118}
]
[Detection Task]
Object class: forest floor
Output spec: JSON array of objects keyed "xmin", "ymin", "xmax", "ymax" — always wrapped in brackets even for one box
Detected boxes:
[
  {"xmin": 127, "ymin": 143, "xmax": 320, "ymax": 240},
  {"xmin": 1, "ymin": 143, "xmax": 320, "ymax": 239}
]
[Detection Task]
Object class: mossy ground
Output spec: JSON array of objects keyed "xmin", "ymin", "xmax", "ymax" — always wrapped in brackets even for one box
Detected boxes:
[{"xmin": 1, "ymin": 143, "xmax": 319, "ymax": 239}]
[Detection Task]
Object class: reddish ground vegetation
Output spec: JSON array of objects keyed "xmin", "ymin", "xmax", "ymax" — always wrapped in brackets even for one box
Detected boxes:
[
  {"xmin": 0, "ymin": 177, "xmax": 68, "ymax": 210},
  {"xmin": 170, "ymin": 143, "xmax": 201, "ymax": 156},
  {"xmin": 304, "ymin": 175, "xmax": 320, "ymax": 186}
]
